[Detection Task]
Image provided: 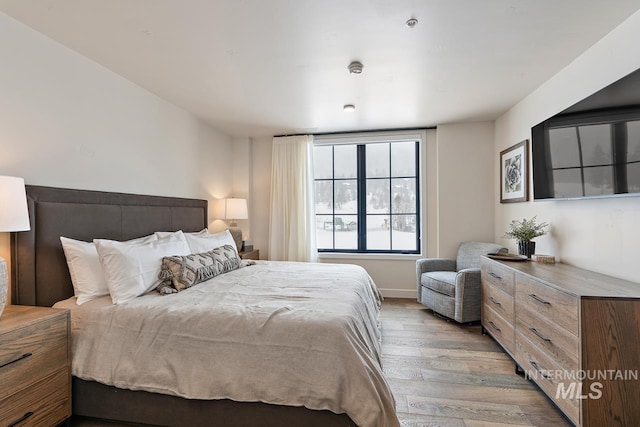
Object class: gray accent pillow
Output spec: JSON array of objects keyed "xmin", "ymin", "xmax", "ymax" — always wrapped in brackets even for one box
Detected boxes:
[{"xmin": 157, "ymin": 244, "xmax": 241, "ymax": 294}]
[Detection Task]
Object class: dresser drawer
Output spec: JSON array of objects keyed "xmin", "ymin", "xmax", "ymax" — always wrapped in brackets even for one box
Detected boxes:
[
  {"xmin": 481, "ymin": 258, "xmax": 515, "ymax": 297},
  {"xmin": 516, "ymin": 275, "xmax": 579, "ymax": 336},
  {"xmin": 516, "ymin": 304, "xmax": 579, "ymax": 371},
  {"xmin": 516, "ymin": 334, "xmax": 579, "ymax": 424},
  {"xmin": 0, "ymin": 315, "xmax": 68, "ymax": 399},
  {"xmin": 0, "ymin": 368, "xmax": 70, "ymax": 427},
  {"xmin": 482, "ymin": 281, "xmax": 514, "ymax": 325},
  {"xmin": 483, "ymin": 305, "xmax": 515, "ymax": 354}
]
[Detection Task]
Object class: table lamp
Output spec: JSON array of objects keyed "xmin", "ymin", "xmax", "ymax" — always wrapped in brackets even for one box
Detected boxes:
[
  {"xmin": 0, "ymin": 176, "xmax": 31, "ymax": 317},
  {"xmin": 219, "ymin": 198, "xmax": 248, "ymax": 251}
]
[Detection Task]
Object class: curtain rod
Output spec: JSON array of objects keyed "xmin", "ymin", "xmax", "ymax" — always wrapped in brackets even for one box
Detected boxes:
[{"xmin": 274, "ymin": 125, "xmax": 437, "ymax": 138}]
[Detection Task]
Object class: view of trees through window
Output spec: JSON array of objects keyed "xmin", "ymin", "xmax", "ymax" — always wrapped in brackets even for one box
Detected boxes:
[{"xmin": 314, "ymin": 141, "xmax": 419, "ymax": 253}]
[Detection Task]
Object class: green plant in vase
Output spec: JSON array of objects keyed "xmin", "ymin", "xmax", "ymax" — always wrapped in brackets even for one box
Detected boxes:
[{"xmin": 504, "ymin": 216, "xmax": 548, "ymax": 258}]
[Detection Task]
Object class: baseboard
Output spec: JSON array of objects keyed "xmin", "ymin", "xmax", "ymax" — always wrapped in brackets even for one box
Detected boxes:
[{"xmin": 379, "ymin": 288, "xmax": 417, "ymax": 299}]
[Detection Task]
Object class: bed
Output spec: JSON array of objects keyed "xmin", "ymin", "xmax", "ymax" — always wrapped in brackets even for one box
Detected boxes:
[{"xmin": 11, "ymin": 185, "xmax": 399, "ymax": 427}]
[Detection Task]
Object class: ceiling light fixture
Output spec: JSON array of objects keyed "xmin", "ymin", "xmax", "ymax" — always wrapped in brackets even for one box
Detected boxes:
[
  {"xmin": 348, "ymin": 61, "xmax": 363, "ymax": 74},
  {"xmin": 406, "ymin": 18, "xmax": 418, "ymax": 28},
  {"xmin": 343, "ymin": 104, "xmax": 356, "ymax": 112}
]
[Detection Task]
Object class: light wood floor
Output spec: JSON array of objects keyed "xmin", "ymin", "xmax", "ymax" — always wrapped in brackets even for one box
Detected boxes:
[
  {"xmin": 72, "ymin": 299, "xmax": 570, "ymax": 427},
  {"xmin": 383, "ymin": 299, "xmax": 570, "ymax": 427}
]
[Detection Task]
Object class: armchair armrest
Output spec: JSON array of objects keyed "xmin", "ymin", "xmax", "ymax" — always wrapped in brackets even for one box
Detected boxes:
[
  {"xmin": 454, "ymin": 267, "xmax": 482, "ymax": 323},
  {"xmin": 455, "ymin": 267, "xmax": 481, "ymax": 290},
  {"xmin": 416, "ymin": 258, "xmax": 456, "ymax": 302}
]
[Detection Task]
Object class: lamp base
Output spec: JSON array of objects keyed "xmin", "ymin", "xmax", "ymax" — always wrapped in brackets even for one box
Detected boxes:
[{"xmin": 0, "ymin": 257, "xmax": 8, "ymax": 318}]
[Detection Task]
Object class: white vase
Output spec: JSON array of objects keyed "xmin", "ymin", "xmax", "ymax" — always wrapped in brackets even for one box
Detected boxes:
[{"xmin": 0, "ymin": 257, "xmax": 7, "ymax": 317}]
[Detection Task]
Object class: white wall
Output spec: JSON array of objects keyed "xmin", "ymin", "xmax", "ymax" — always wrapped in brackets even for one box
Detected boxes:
[
  {"xmin": 436, "ymin": 122, "xmax": 496, "ymax": 258},
  {"xmin": 0, "ymin": 12, "xmax": 234, "ymax": 301},
  {"xmin": 249, "ymin": 125, "xmax": 495, "ymax": 298},
  {"xmin": 494, "ymin": 10, "xmax": 640, "ymax": 283}
]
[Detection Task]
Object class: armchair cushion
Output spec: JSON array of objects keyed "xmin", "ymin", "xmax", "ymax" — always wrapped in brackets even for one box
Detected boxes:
[{"xmin": 421, "ymin": 272, "xmax": 457, "ymax": 297}]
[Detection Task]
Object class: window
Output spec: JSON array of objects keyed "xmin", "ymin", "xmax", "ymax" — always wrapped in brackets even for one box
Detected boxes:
[{"xmin": 313, "ymin": 134, "xmax": 421, "ymax": 254}]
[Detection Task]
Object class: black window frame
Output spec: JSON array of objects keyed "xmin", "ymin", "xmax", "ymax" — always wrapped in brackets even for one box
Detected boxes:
[{"xmin": 314, "ymin": 139, "xmax": 421, "ymax": 254}]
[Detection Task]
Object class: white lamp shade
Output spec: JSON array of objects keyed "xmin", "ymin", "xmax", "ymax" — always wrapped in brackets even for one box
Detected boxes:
[
  {"xmin": 0, "ymin": 176, "xmax": 30, "ymax": 232},
  {"xmin": 220, "ymin": 198, "xmax": 248, "ymax": 220}
]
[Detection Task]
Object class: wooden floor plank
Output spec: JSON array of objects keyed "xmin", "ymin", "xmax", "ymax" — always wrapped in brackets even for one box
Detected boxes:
[
  {"xmin": 387, "ymin": 378, "xmax": 551, "ymax": 406},
  {"xmin": 405, "ymin": 395, "xmax": 532, "ymax": 425},
  {"xmin": 383, "ymin": 299, "xmax": 570, "ymax": 427}
]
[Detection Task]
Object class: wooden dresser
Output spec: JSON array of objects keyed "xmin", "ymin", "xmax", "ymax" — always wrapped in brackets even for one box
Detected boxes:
[
  {"xmin": 481, "ymin": 256, "xmax": 640, "ymax": 427},
  {"xmin": 0, "ymin": 305, "xmax": 71, "ymax": 426}
]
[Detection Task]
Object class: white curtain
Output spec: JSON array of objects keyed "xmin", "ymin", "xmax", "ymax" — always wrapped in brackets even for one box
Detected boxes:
[{"xmin": 268, "ymin": 135, "xmax": 317, "ymax": 262}]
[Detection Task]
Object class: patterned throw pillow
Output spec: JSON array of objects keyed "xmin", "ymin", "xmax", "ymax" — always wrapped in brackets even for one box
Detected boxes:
[{"xmin": 157, "ymin": 245, "xmax": 241, "ymax": 294}]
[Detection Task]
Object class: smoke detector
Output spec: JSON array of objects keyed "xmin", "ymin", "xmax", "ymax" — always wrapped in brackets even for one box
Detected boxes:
[
  {"xmin": 406, "ymin": 18, "xmax": 418, "ymax": 28},
  {"xmin": 348, "ymin": 61, "xmax": 363, "ymax": 75},
  {"xmin": 343, "ymin": 104, "xmax": 356, "ymax": 112}
]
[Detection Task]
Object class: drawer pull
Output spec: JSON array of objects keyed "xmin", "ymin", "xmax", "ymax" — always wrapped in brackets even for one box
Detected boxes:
[
  {"xmin": 488, "ymin": 321, "xmax": 501, "ymax": 332},
  {"xmin": 488, "ymin": 296, "xmax": 502, "ymax": 306},
  {"xmin": 489, "ymin": 272, "xmax": 502, "ymax": 280},
  {"xmin": 529, "ymin": 360, "xmax": 552, "ymax": 381},
  {"xmin": 528, "ymin": 293, "xmax": 551, "ymax": 305},
  {"xmin": 529, "ymin": 327, "xmax": 553, "ymax": 343},
  {"xmin": 0, "ymin": 352, "xmax": 33, "ymax": 369},
  {"xmin": 9, "ymin": 411, "xmax": 34, "ymax": 427}
]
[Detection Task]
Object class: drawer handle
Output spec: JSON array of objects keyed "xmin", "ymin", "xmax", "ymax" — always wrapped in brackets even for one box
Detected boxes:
[
  {"xmin": 529, "ymin": 327, "xmax": 553, "ymax": 343},
  {"xmin": 488, "ymin": 296, "xmax": 502, "ymax": 306},
  {"xmin": 489, "ymin": 272, "xmax": 502, "ymax": 280},
  {"xmin": 528, "ymin": 293, "xmax": 551, "ymax": 305},
  {"xmin": 529, "ymin": 360, "xmax": 552, "ymax": 381},
  {"xmin": 488, "ymin": 321, "xmax": 501, "ymax": 332},
  {"xmin": 9, "ymin": 411, "xmax": 34, "ymax": 427},
  {"xmin": 0, "ymin": 352, "xmax": 33, "ymax": 369}
]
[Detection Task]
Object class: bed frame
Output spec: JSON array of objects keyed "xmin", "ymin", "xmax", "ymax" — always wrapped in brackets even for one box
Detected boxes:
[{"xmin": 11, "ymin": 185, "xmax": 356, "ymax": 427}]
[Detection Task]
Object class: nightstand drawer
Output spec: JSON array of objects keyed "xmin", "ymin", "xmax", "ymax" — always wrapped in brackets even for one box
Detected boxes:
[
  {"xmin": 0, "ymin": 315, "xmax": 68, "ymax": 399},
  {"xmin": 239, "ymin": 249, "xmax": 259, "ymax": 260},
  {"xmin": 0, "ymin": 368, "xmax": 70, "ymax": 427}
]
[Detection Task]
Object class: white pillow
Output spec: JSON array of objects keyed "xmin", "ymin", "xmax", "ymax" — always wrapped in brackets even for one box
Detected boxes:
[
  {"xmin": 94, "ymin": 233, "xmax": 191, "ymax": 305},
  {"xmin": 154, "ymin": 229, "xmax": 208, "ymax": 239},
  {"xmin": 184, "ymin": 229, "xmax": 238, "ymax": 253},
  {"xmin": 60, "ymin": 234, "xmax": 157, "ymax": 305}
]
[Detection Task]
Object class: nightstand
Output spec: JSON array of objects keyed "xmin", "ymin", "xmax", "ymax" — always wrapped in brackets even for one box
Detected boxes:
[
  {"xmin": 0, "ymin": 305, "xmax": 71, "ymax": 426},
  {"xmin": 238, "ymin": 249, "xmax": 260, "ymax": 260}
]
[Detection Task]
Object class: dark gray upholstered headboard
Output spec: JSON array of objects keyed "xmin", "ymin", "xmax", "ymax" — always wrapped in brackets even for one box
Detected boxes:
[{"xmin": 11, "ymin": 185, "xmax": 208, "ymax": 307}]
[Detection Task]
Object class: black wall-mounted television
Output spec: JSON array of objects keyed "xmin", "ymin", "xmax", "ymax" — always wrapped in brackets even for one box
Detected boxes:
[{"xmin": 531, "ymin": 68, "xmax": 640, "ymax": 200}]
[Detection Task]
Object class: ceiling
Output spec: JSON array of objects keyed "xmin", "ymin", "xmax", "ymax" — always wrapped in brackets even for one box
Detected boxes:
[{"xmin": 1, "ymin": 1, "xmax": 640, "ymax": 138}]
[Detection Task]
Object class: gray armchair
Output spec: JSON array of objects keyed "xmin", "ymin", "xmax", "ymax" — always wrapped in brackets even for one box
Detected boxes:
[{"xmin": 416, "ymin": 242, "xmax": 507, "ymax": 323}]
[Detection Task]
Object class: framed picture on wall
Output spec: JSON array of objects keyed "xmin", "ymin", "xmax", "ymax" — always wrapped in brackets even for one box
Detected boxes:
[{"xmin": 500, "ymin": 139, "xmax": 529, "ymax": 203}]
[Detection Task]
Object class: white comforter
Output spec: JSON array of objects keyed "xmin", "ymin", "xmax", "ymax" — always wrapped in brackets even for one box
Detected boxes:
[{"xmin": 55, "ymin": 261, "xmax": 399, "ymax": 427}]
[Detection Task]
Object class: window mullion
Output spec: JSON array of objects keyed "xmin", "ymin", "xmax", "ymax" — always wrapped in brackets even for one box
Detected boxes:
[
  {"xmin": 388, "ymin": 143, "xmax": 393, "ymax": 251},
  {"xmin": 357, "ymin": 145, "xmax": 367, "ymax": 251},
  {"xmin": 331, "ymin": 146, "xmax": 336, "ymax": 250}
]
